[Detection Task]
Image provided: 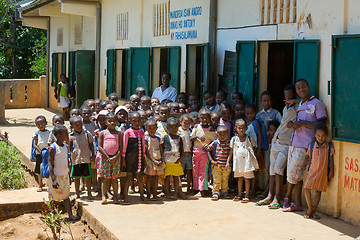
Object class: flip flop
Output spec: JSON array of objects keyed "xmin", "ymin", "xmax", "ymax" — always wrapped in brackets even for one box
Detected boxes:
[
  {"xmin": 304, "ymin": 213, "xmax": 312, "ymax": 219},
  {"xmin": 241, "ymin": 198, "xmax": 250, "ymax": 203},
  {"xmin": 268, "ymin": 203, "xmax": 281, "ymax": 209},
  {"xmin": 122, "ymin": 200, "xmax": 131, "ymax": 205},
  {"xmin": 283, "ymin": 197, "xmax": 291, "ymax": 209},
  {"xmin": 282, "ymin": 203, "xmax": 303, "ymax": 212},
  {"xmin": 255, "ymin": 200, "xmax": 270, "ymax": 206},
  {"xmin": 312, "ymin": 213, "xmax": 321, "ymax": 219},
  {"xmin": 233, "ymin": 196, "xmax": 241, "ymax": 202},
  {"xmin": 211, "ymin": 194, "xmax": 219, "ymax": 201},
  {"xmin": 101, "ymin": 199, "xmax": 108, "ymax": 205}
]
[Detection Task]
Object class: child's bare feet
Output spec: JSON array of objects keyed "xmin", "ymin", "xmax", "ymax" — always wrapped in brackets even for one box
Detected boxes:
[{"xmin": 312, "ymin": 212, "xmax": 321, "ymax": 219}]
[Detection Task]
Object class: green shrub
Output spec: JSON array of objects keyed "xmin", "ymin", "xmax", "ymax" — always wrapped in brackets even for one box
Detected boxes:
[{"xmin": 0, "ymin": 141, "xmax": 28, "ymax": 189}]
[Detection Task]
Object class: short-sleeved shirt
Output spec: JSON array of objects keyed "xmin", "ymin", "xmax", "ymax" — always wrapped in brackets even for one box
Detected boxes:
[
  {"xmin": 83, "ymin": 122, "xmax": 97, "ymax": 135},
  {"xmin": 208, "ymin": 140, "xmax": 231, "ymax": 166},
  {"xmin": 291, "ymin": 97, "xmax": 327, "ymax": 148},
  {"xmin": 34, "ymin": 130, "xmax": 51, "ymax": 152},
  {"xmin": 190, "ymin": 125, "xmax": 217, "ymax": 148},
  {"xmin": 256, "ymin": 108, "xmax": 282, "ymax": 130},
  {"xmin": 273, "ymin": 104, "xmax": 298, "ymax": 145},
  {"xmin": 70, "ymin": 129, "xmax": 94, "ymax": 165},
  {"xmin": 178, "ymin": 127, "xmax": 192, "ymax": 153},
  {"xmin": 58, "ymin": 82, "xmax": 68, "ymax": 97},
  {"xmin": 151, "ymin": 85, "xmax": 177, "ymax": 103}
]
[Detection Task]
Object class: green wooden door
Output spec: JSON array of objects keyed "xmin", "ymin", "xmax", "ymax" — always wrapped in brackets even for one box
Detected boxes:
[
  {"xmin": 76, "ymin": 50, "xmax": 95, "ymax": 107},
  {"xmin": 236, "ymin": 41, "xmax": 256, "ymax": 104},
  {"xmin": 201, "ymin": 44, "xmax": 210, "ymax": 103},
  {"xmin": 61, "ymin": 52, "xmax": 66, "ymax": 75},
  {"xmin": 129, "ymin": 47, "xmax": 150, "ymax": 95},
  {"xmin": 293, "ymin": 40, "xmax": 320, "ymax": 97},
  {"xmin": 168, "ymin": 47, "xmax": 181, "ymax": 91},
  {"xmin": 106, "ymin": 49, "xmax": 116, "ymax": 96},
  {"xmin": 220, "ymin": 50, "xmax": 237, "ymax": 102},
  {"xmin": 51, "ymin": 53, "xmax": 58, "ymax": 86},
  {"xmin": 331, "ymin": 35, "xmax": 360, "ymax": 143},
  {"xmin": 68, "ymin": 51, "xmax": 76, "ymax": 85}
]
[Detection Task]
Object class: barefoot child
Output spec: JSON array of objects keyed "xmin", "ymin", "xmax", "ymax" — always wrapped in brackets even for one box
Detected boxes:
[
  {"xmin": 164, "ymin": 117, "xmax": 186, "ymax": 199},
  {"xmin": 190, "ymin": 108, "xmax": 217, "ymax": 197},
  {"xmin": 48, "ymin": 125, "xmax": 78, "ymax": 220},
  {"xmin": 56, "ymin": 75, "xmax": 70, "ymax": 120},
  {"xmin": 140, "ymin": 95, "xmax": 151, "ymax": 111},
  {"xmin": 94, "ymin": 110, "xmax": 108, "ymax": 195},
  {"xmin": 219, "ymin": 102, "xmax": 234, "ymax": 140},
  {"xmin": 122, "ymin": 112, "xmax": 146, "ymax": 204},
  {"xmin": 32, "ymin": 115, "xmax": 51, "ymax": 192},
  {"xmin": 144, "ymin": 119, "xmax": 166, "ymax": 200},
  {"xmin": 97, "ymin": 113, "xmax": 122, "ymax": 204},
  {"xmin": 178, "ymin": 114, "xmax": 193, "ymax": 193},
  {"xmin": 229, "ymin": 119, "xmax": 258, "ymax": 203},
  {"xmin": 69, "ymin": 116, "xmax": 95, "ymax": 199},
  {"xmin": 304, "ymin": 124, "xmax": 334, "ymax": 219},
  {"xmin": 204, "ymin": 91, "xmax": 216, "ymax": 111},
  {"xmin": 206, "ymin": 125, "xmax": 231, "ymax": 200}
]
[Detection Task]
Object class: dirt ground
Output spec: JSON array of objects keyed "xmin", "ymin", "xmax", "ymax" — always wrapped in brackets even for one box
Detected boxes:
[{"xmin": 0, "ymin": 213, "xmax": 97, "ymax": 240}]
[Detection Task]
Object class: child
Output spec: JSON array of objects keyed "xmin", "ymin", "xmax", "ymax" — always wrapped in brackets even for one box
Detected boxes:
[
  {"xmin": 122, "ymin": 112, "xmax": 146, "ymax": 204},
  {"xmin": 256, "ymin": 91, "xmax": 282, "ymax": 130},
  {"xmin": 258, "ymin": 85, "xmax": 298, "ymax": 209},
  {"xmin": 232, "ymin": 92, "xmax": 244, "ymax": 106},
  {"xmin": 169, "ymin": 102, "xmax": 180, "ymax": 115},
  {"xmin": 156, "ymin": 105, "xmax": 170, "ymax": 137},
  {"xmin": 211, "ymin": 111, "xmax": 220, "ymax": 130},
  {"xmin": 81, "ymin": 105, "xmax": 97, "ymax": 135},
  {"xmin": 100, "ymin": 100, "xmax": 110, "ymax": 110},
  {"xmin": 136, "ymin": 87, "xmax": 146, "ymax": 98},
  {"xmin": 115, "ymin": 106, "xmax": 129, "ymax": 132},
  {"xmin": 177, "ymin": 92, "xmax": 187, "ymax": 106},
  {"xmin": 179, "ymin": 103, "xmax": 186, "ymax": 115},
  {"xmin": 146, "ymin": 109, "xmax": 155, "ymax": 118},
  {"xmin": 215, "ymin": 90, "xmax": 227, "ymax": 112},
  {"xmin": 108, "ymin": 93, "xmax": 119, "ymax": 103},
  {"xmin": 233, "ymin": 101, "xmax": 246, "ymax": 121},
  {"xmin": 219, "ymin": 102, "xmax": 234, "ymax": 140},
  {"xmin": 97, "ymin": 113, "xmax": 122, "ymax": 204},
  {"xmin": 304, "ymin": 124, "xmax": 334, "ymax": 219},
  {"xmin": 283, "ymin": 79, "xmax": 327, "ymax": 212},
  {"xmin": 56, "ymin": 75, "xmax": 70, "ymax": 120},
  {"xmin": 70, "ymin": 108, "xmax": 81, "ymax": 117},
  {"xmin": 229, "ymin": 119, "xmax": 258, "ymax": 203},
  {"xmin": 140, "ymin": 95, "xmax": 151, "ymax": 111},
  {"xmin": 94, "ymin": 98, "xmax": 102, "ymax": 114},
  {"xmin": 204, "ymin": 91, "xmax": 216, "ymax": 111},
  {"xmin": 32, "ymin": 115, "xmax": 51, "ymax": 192},
  {"xmin": 94, "ymin": 110, "xmax": 108, "ymax": 194},
  {"xmin": 178, "ymin": 114, "xmax": 193, "ymax": 193},
  {"xmin": 138, "ymin": 110, "xmax": 148, "ymax": 129},
  {"xmin": 105, "ymin": 102, "xmax": 115, "ymax": 113},
  {"xmin": 144, "ymin": 119, "xmax": 166, "ymax": 200},
  {"xmin": 151, "ymin": 97, "xmax": 160, "ymax": 108},
  {"xmin": 206, "ymin": 125, "xmax": 231, "ymax": 200},
  {"xmin": 69, "ymin": 116, "xmax": 95, "ymax": 199},
  {"xmin": 85, "ymin": 99, "xmax": 96, "ymax": 113},
  {"xmin": 130, "ymin": 94, "xmax": 141, "ymax": 111},
  {"xmin": 48, "ymin": 115, "xmax": 65, "ymax": 145},
  {"xmin": 189, "ymin": 111, "xmax": 199, "ymax": 129},
  {"xmin": 164, "ymin": 117, "xmax": 186, "ymax": 199},
  {"xmin": 48, "ymin": 125, "xmax": 78, "ymax": 220},
  {"xmin": 190, "ymin": 108, "xmax": 217, "ymax": 197}
]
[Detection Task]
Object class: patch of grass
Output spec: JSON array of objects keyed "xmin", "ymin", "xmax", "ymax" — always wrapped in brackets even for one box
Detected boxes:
[{"xmin": 0, "ymin": 141, "xmax": 28, "ymax": 189}]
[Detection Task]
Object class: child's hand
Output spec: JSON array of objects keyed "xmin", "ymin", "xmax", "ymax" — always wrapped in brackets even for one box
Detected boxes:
[
  {"xmin": 52, "ymin": 181, "xmax": 59, "ymax": 189},
  {"xmin": 287, "ymin": 121, "xmax": 294, "ymax": 129},
  {"xmin": 203, "ymin": 143, "xmax": 211, "ymax": 152},
  {"xmin": 225, "ymin": 162, "xmax": 230, "ymax": 170},
  {"xmin": 292, "ymin": 121, "xmax": 303, "ymax": 129},
  {"xmin": 328, "ymin": 170, "xmax": 334, "ymax": 180},
  {"xmin": 197, "ymin": 136, "xmax": 206, "ymax": 142},
  {"xmin": 69, "ymin": 136, "xmax": 75, "ymax": 142},
  {"xmin": 121, "ymin": 159, "xmax": 126, "ymax": 169},
  {"xmin": 155, "ymin": 160, "xmax": 162, "ymax": 166},
  {"xmin": 90, "ymin": 155, "xmax": 95, "ymax": 162},
  {"xmin": 211, "ymin": 160, "xmax": 218, "ymax": 165}
]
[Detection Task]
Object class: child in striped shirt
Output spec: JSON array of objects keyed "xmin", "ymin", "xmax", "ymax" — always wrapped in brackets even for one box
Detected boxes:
[{"xmin": 207, "ymin": 125, "xmax": 232, "ymax": 200}]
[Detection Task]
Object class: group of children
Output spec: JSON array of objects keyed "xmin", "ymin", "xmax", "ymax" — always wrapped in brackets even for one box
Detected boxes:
[{"xmin": 32, "ymin": 73, "xmax": 334, "ymax": 220}]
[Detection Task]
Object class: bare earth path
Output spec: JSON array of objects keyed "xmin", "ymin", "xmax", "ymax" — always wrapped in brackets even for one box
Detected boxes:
[{"xmin": 1, "ymin": 108, "xmax": 359, "ymax": 240}]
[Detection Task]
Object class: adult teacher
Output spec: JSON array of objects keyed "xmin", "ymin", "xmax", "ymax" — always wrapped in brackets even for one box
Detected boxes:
[{"xmin": 152, "ymin": 72, "xmax": 177, "ymax": 103}]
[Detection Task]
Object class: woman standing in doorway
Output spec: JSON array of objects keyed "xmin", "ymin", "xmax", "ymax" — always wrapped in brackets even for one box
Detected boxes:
[{"xmin": 151, "ymin": 72, "xmax": 178, "ymax": 103}]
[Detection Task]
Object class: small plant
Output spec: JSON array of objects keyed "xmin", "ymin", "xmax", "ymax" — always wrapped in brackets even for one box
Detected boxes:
[
  {"xmin": 0, "ymin": 141, "xmax": 28, "ymax": 189},
  {"xmin": 40, "ymin": 199, "xmax": 74, "ymax": 240}
]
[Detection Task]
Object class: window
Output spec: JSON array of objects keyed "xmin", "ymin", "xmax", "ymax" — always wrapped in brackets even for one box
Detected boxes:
[
  {"xmin": 57, "ymin": 28, "xmax": 63, "ymax": 46},
  {"xmin": 153, "ymin": 1, "xmax": 170, "ymax": 37},
  {"xmin": 260, "ymin": 0, "xmax": 297, "ymax": 25},
  {"xmin": 74, "ymin": 17, "xmax": 83, "ymax": 45},
  {"xmin": 116, "ymin": 12, "xmax": 129, "ymax": 41}
]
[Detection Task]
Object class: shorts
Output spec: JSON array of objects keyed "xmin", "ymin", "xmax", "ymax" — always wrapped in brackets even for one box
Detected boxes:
[
  {"xmin": 286, "ymin": 146, "xmax": 307, "ymax": 184},
  {"xmin": 181, "ymin": 152, "xmax": 193, "ymax": 170},
  {"xmin": 70, "ymin": 163, "xmax": 92, "ymax": 178},
  {"xmin": 165, "ymin": 162, "xmax": 184, "ymax": 177},
  {"xmin": 234, "ymin": 171, "xmax": 254, "ymax": 179},
  {"xmin": 269, "ymin": 141, "xmax": 290, "ymax": 176},
  {"xmin": 34, "ymin": 154, "xmax": 42, "ymax": 174}
]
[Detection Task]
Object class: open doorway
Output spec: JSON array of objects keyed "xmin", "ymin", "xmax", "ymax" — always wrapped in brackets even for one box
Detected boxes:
[
  {"xmin": 115, "ymin": 49, "xmax": 127, "ymax": 99},
  {"xmin": 152, "ymin": 48, "xmax": 169, "ymax": 93},
  {"xmin": 258, "ymin": 42, "xmax": 294, "ymax": 112}
]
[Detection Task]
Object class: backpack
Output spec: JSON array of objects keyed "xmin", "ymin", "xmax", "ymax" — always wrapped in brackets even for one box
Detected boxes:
[
  {"xmin": 308, "ymin": 141, "xmax": 333, "ymax": 181},
  {"xmin": 40, "ymin": 145, "xmax": 52, "ymax": 178},
  {"xmin": 67, "ymin": 84, "xmax": 76, "ymax": 100},
  {"xmin": 30, "ymin": 130, "xmax": 51, "ymax": 162},
  {"xmin": 253, "ymin": 119, "xmax": 269, "ymax": 150}
]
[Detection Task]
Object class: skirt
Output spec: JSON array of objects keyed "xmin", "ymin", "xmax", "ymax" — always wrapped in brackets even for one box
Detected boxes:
[
  {"xmin": 123, "ymin": 138, "xmax": 144, "ymax": 173},
  {"xmin": 164, "ymin": 162, "xmax": 184, "ymax": 177},
  {"xmin": 58, "ymin": 96, "xmax": 69, "ymax": 108},
  {"xmin": 48, "ymin": 175, "xmax": 70, "ymax": 201},
  {"xmin": 98, "ymin": 155, "xmax": 121, "ymax": 179}
]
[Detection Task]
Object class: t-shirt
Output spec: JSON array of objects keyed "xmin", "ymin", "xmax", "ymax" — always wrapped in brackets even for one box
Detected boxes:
[
  {"xmin": 209, "ymin": 140, "xmax": 231, "ymax": 167},
  {"xmin": 70, "ymin": 129, "xmax": 94, "ymax": 165},
  {"xmin": 256, "ymin": 108, "xmax": 282, "ymax": 130},
  {"xmin": 156, "ymin": 121, "xmax": 168, "ymax": 138},
  {"xmin": 83, "ymin": 122, "xmax": 97, "ymax": 135},
  {"xmin": 178, "ymin": 127, "xmax": 192, "ymax": 153},
  {"xmin": 190, "ymin": 125, "xmax": 217, "ymax": 148},
  {"xmin": 291, "ymin": 97, "xmax": 327, "ymax": 148},
  {"xmin": 273, "ymin": 104, "xmax": 298, "ymax": 145},
  {"xmin": 34, "ymin": 130, "xmax": 50, "ymax": 153},
  {"xmin": 151, "ymin": 85, "xmax": 177, "ymax": 103},
  {"xmin": 58, "ymin": 82, "xmax": 68, "ymax": 97}
]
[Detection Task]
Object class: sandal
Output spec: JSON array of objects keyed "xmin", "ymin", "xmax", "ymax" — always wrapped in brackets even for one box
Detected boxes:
[
  {"xmin": 224, "ymin": 194, "xmax": 231, "ymax": 199},
  {"xmin": 268, "ymin": 203, "xmax": 281, "ymax": 209},
  {"xmin": 101, "ymin": 199, "xmax": 108, "ymax": 205},
  {"xmin": 312, "ymin": 213, "xmax": 321, "ymax": 219},
  {"xmin": 241, "ymin": 198, "xmax": 250, "ymax": 203},
  {"xmin": 283, "ymin": 197, "xmax": 291, "ymax": 209},
  {"xmin": 304, "ymin": 213, "xmax": 312, "ymax": 219},
  {"xmin": 211, "ymin": 194, "xmax": 219, "ymax": 201},
  {"xmin": 233, "ymin": 196, "xmax": 241, "ymax": 202},
  {"xmin": 282, "ymin": 203, "xmax": 303, "ymax": 212},
  {"xmin": 113, "ymin": 199, "xmax": 120, "ymax": 204},
  {"xmin": 140, "ymin": 197, "xmax": 149, "ymax": 204},
  {"xmin": 255, "ymin": 200, "xmax": 270, "ymax": 206},
  {"xmin": 122, "ymin": 200, "xmax": 131, "ymax": 205},
  {"xmin": 37, "ymin": 187, "xmax": 43, "ymax": 192}
]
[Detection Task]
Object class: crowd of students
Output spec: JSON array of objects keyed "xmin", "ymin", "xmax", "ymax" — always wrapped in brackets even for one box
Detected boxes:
[{"xmin": 32, "ymin": 72, "xmax": 334, "ymax": 220}]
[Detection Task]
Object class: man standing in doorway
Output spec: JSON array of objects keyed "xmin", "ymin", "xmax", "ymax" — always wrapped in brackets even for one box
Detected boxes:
[{"xmin": 152, "ymin": 72, "xmax": 177, "ymax": 103}]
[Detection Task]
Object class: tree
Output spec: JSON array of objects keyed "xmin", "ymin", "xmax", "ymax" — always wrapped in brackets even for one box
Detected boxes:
[{"xmin": 0, "ymin": 0, "xmax": 47, "ymax": 79}]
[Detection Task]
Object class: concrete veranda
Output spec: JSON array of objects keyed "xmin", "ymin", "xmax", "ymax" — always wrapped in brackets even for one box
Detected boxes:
[{"xmin": 1, "ymin": 108, "xmax": 359, "ymax": 240}]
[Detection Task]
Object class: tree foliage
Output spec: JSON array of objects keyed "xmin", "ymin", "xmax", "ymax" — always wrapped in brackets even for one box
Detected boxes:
[{"xmin": 0, "ymin": 0, "xmax": 47, "ymax": 79}]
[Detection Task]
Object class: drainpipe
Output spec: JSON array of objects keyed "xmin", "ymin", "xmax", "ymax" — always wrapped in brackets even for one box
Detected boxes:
[
  {"xmin": 46, "ymin": 16, "xmax": 50, "ymax": 107},
  {"xmin": 58, "ymin": 0, "xmax": 101, "ymax": 98},
  {"xmin": 344, "ymin": 0, "xmax": 348, "ymax": 34},
  {"xmin": 208, "ymin": 0, "xmax": 217, "ymax": 93}
]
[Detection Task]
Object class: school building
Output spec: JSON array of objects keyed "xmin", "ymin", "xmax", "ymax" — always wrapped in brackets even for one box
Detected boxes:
[{"xmin": 16, "ymin": 0, "xmax": 360, "ymax": 225}]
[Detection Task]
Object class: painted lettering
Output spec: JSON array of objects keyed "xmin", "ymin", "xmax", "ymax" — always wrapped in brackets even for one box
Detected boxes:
[
  {"xmin": 355, "ymin": 159, "xmax": 359, "ymax": 173},
  {"xmin": 183, "ymin": 19, "xmax": 195, "ymax": 28},
  {"xmin": 183, "ymin": 8, "xmax": 191, "ymax": 17},
  {"xmin": 191, "ymin": 7, "xmax": 202, "ymax": 16},
  {"xmin": 170, "ymin": 10, "xmax": 183, "ymax": 19},
  {"xmin": 350, "ymin": 158, "xmax": 354, "ymax": 171},
  {"xmin": 344, "ymin": 174, "xmax": 350, "ymax": 188},
  {"xmin": 345, "ymin": 157, "xmax": 349, "ymax": 170},
  {"xmin": 355, "ymin": 177, "xmax": 359, "ymax": 192}
]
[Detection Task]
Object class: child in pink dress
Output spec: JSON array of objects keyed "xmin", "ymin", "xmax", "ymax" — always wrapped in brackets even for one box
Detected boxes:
[{"xmin": 97, "ymin": 112, "xmax": 122, "ymax": 204}]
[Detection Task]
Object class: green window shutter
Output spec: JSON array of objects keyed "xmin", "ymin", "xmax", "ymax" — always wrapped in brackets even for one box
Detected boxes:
[
  {"xmin": 221, "ymin": 50, "xmax": 237, "ymax": 102},
  {"xmin": 130, "ymin": 47, "xmax": 150, "ymax": 95},
  {"xmin": 293, "ymin": 40, "xmax": 320, "ymax": 97},
  {"xmin": 201, "ymin": 44, "xmax": 210, "ymax": 104},
  {"xmin": 236, "ymin": 41, "xmax": 256, "ymax": 104},
  {"xmin": 168, "ymin": 46, "xmax": 181, "ymax": 91},
  {"xmin": 51, "ymin": 53, "xmax": 58, "ymax": 87},
  {"xmin": 61, "ymin": 52, "xmax": 66, "ymax": 75},
  {"xmin": 106, "ymin": 49, "xmax": 115, "ymax": 96},
  {"xmin": 68, "ymin": 51, "xmax": 76, "ymax": 85},
  {"xmin": 76, "ymin": 50, "xmax": 95, "ymax": 107},
  {"xmin": 125, "ymin": 49, "xmax": 132, "ymax": 99},
  {"xmin": 331, "ymin": 35, "xmax": 360, "ymax": 143}
]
